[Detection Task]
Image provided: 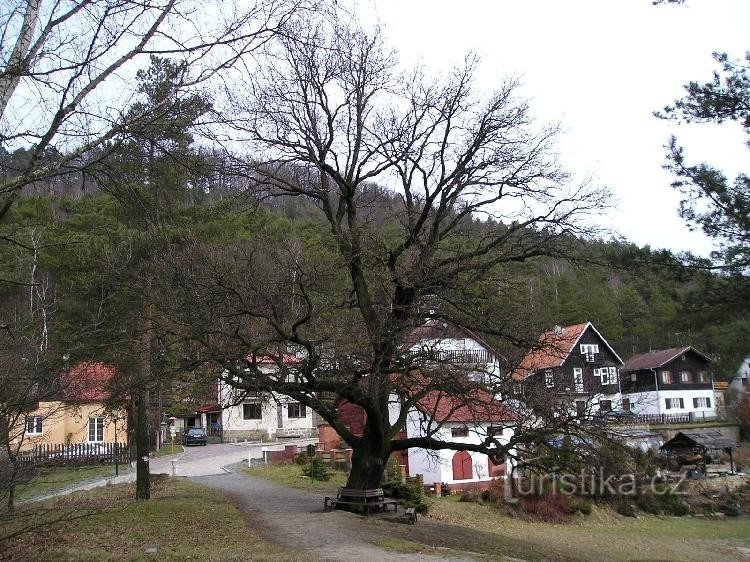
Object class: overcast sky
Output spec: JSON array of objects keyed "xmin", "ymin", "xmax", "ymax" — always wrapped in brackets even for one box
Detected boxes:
[{"xmin": 354, "ymin": 0, "xmax": 749, "ymax": 256}]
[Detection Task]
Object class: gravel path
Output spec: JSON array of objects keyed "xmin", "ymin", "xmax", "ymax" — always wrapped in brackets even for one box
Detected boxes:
[{"xmin": 191, "ymin": 470, "xmax": 478, "ymax": 562}]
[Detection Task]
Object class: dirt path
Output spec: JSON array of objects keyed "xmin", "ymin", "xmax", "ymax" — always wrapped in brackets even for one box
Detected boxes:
[{"xmin": 190, "ymin": 470, "xmax": 513, "ymax": 562}]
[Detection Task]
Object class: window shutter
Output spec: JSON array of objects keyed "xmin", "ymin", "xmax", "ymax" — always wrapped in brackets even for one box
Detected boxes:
[
  {"xmin": 679, "ymin": 398, "xmax": 684, "ymax": 409},
  {"xmin": 693, "ymin": 398, "xmax": 698, "ymax": 408},
  {"xmin": 706, "ymin": 397, "xmax": 711, "ymax": 408},
  {"xmin": 665, "ymin": 399, "xmax": 671, "ymax": 410}
]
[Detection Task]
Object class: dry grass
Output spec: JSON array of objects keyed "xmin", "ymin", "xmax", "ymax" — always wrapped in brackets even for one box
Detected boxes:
[
  {"xmin": 244, "ymin": 462, "xmax": 347, "ymax": 493},
  {"xmin": 427, "ymin": 496, "xmax": 750, "ymax": 561},
  {"xmin": 1, "ymin": 479, "xmax": 304, "ymax": 561}
]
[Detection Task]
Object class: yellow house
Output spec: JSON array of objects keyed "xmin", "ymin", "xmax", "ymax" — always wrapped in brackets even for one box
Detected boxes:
[{"xmin": 20, "ymin": 362, "xmax": 127, "ymax": 451}]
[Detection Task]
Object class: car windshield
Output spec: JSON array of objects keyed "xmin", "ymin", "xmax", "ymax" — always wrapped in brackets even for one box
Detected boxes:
[{"xmin": 187, "ymin": 429, "xmax": 205, "ymax": 435}]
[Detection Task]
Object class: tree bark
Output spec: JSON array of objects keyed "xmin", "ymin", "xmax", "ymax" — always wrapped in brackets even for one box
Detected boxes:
[
  {"xmin": 135, "ymin": 301, "xmax": 153, "ymax": 500},
  {"xmin": 345, "ymin": 419, "xmax": 389, "ymax": 489}
]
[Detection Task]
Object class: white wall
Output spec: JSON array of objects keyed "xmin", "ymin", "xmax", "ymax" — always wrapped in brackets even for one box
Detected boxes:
[
  {"xmin": 402, "ymin": 405, "xmax": 514, "ymax": 486},
  {"xmin": 624, "ymin": 389, "xmax": 718, "ymax": 418}
]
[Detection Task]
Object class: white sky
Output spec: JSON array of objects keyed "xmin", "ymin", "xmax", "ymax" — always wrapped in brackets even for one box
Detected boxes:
[{"xmin": 355, "ymin": 0, "xmax": 749, "ymax": 256}]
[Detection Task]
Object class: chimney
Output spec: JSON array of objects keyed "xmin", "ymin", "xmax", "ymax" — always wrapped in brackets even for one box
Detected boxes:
[{"xmin": 553, "ymin": 325, "xmax": 563, "ymax": 335}]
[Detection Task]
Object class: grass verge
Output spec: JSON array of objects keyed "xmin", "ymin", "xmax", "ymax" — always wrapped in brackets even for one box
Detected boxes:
[
  {"xmin": 244, "ymin": 463, "xmax": 347, "ymax": 492},
  {"xmin": 151, "ymin": 443, "xmax": 184, "ymax": 458},
  {"xmin": 427, "ymin": 496, "xmax": 750, "ymax": 562},
  {"xmin": 14, "ymin": 465, "xmax": 126, "ymax": 502},
  {"xmin": 1, "ymin": 479, "xmax": 304, "ymax": 561}
]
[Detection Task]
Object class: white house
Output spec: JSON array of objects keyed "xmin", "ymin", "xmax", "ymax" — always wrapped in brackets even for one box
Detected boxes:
[
  {"xmin": 620, "ymin": 347, "xmax": 718, "ymax": 421},
  {"xmin": 389, "ymin": 388, "xmax": 516, "ymax": 491},
  {"xmin": 219, "ymin": 355, "xmax": 317, "ymax": 440}
]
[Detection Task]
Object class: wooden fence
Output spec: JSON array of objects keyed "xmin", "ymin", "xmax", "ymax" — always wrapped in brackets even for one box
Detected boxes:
[{"xmin": 19, "ymin": 443, "xmax": 130, "ymax": 467}]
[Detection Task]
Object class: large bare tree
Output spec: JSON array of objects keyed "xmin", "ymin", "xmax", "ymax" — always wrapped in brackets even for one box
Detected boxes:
[
  {"xmin": 160, "ymin": 16, "xmax": 611, "ymax": 489},
  {"xmin": 0, "ymin": 0, "xmax": 311, "ymax": 221}
]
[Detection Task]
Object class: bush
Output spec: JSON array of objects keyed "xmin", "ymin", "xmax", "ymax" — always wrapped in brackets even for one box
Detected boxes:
[
  {"xmin": 519, "ymin": 492, "xmax": 571, "ymax": 523},
  {"xmin": 612, "ymin": 496, "xmax": 637, "ymax": 517},
  {"xmin": 383, "ymin": 479, "xmax": 430, "ymax": 513},
  {"xmin": 635, "ymin": 490, "xmax": 690, "ymax": 516},
  {"xmin": 568, "ymin": 496, "xmax": 593, "ymax": 516},
  {"xmin": 292, "ymin": 452, "xmax": 309, "ymax": 465},
  {"xmin": 440, "ymin": 482, "xmax": 451, "ymax": 496},
  {"xmin": 459, "ymin": 490, "xmax": 479, "ymax": 502},
  {"xmin": 301, "ymin": 456, "xmax": 330, "ymax": 481},
  {"xmin": 719, "ymin": 498, "xmax": 743, "ymax": 517}
]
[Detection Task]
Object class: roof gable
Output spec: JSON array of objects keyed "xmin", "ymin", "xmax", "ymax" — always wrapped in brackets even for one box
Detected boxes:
[
  {"xmin": 514, "ymin": 322, "xmax": 622, "ymax": 378},
  {"xmin": 623, "ymin": 346, "xmax": 710, "ymax": 371}
]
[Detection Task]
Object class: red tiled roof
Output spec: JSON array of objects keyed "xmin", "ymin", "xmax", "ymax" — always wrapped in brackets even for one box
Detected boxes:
[
  {"xmin": 622, "ymin": 347, "xmax": 710, "ymax": 371},
  {"xmin": 513, "ymin": 323, "xmax": 589, "ymax": 379},
  {"xmin": 416, "ymin": 388, "xmax": 516, "ymax": 423},
  {"xmin": 60, "ymin": 362, "xmax": 116, "ymax": 401},
  {"xmin": 197, "ymin": 403, "xmax": 221, "ymax": 413},
  {"xmin": 246, "ymin": 354, "xmax": 301, "ymax": 365}
]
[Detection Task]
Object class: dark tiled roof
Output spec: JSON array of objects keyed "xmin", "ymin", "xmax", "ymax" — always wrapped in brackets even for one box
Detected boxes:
[{"xmin": 622, "ymin": 347, "xmax": 709, "ymax": 371}]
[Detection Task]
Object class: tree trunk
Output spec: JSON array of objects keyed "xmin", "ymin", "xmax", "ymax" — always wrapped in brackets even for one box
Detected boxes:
[
  {"xmin": 135, "ymin": 387, "xmax": 150, "ymax": 500},
  {"xmin": 345, "ymin": 420, "xmax": 389, "ymax": 489},
  {"xmin": 136, "ymin": 300, "xmax": 153, "ymax": 500}
]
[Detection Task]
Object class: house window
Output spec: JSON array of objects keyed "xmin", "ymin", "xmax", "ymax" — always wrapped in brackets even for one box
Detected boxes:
[
  {"xmin": 693, "ymin": 397, "xmax": 712, "ymax": 408},
  {"xmin": 594, "ymin": 367, "xmax": 617, "ymax": 385},
  {"xmin": 242, "ymin": 402, "xmax": 262, "ymax": 420},
  {"xmin": 452, "ymin": 451, "xmax": 473, "ymax": 480},
  {"xmin": 287, "ymin": 403, "xmax": 306, "ymax": 418},
  {"xmin": 665, "ymin": 398, "xmax": 684, "ymax": 410},
  {"xmin": 599, "ymin": 400, "xmax": 612, "ymax": 412},
  {"xmin": 451, "ymin": 427, "xmax": 469, "ymax": 438},
  {"xmin": 698, "ymin": 372, "xmax": 708, "ymax": 383},
  {"xmin": 573, "ymin": 368, "xmax": 584, "ymax": 393},
  {"xmin": 88, "ymin": 417, "xmax": 104, "ymax": 442},
  {"xmin": 26, "ymin": 416, "xmax": 42, "ymax": 435},
  {"xmin": 630, "ymin": 373, "xmax": 637, "ymax": 382},
  {"xmin": 621, "ymin": 398, "xmax": 630, "ymax": 411},
  {"xmin": 580, "ymin": 344, "xmax": 599, "ymax": 355},
  {"xmin": 488, "ymin": 454, "xmax": 506, "ymax": 477},
  {"xmin": 680, "ymin": 371, "xmax": 691, "ymax": 383},
  {"xmin": 544, "ymin": 370, "xmax": 554, "ymax": 388},
  {"xmin": 660, "ymin": 371, "xmax": 672, "ymax": 384},
  {"xmin": 488, "ymin": 426, "xmax": 503, "ymax": 437}
]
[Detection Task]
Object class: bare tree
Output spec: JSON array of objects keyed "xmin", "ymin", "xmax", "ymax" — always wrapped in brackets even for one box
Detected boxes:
[
  {"xmin": 160, "ymin": 15, "xmax": 611, "ymax": 490},
  {"xmin": 0, "ymin": 0, "xmax": 311, "ymax": 220}
]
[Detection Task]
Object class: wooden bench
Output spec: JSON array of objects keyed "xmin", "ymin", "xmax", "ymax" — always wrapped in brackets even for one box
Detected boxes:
[{"xmin": 324, "ymin": 487, "xmax": 398, "ymax": 513}]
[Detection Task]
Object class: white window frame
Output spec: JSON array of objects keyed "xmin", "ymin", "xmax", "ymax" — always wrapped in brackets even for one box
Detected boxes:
[
  {"xmin": 544, "ymin": 370, "xmax": 554, "ymax": 388},
  {"xmin": 661, "ymin": 370, "xmax": 672, "ymax": 384},
  {"xmin": 680, "ymin": 371, "xmax": 691, "ymax": 383},
  {"xmin": 580, "ymin": 344, "xmax": 599, "ymax": 355},
  {"xmin": 26, "ymin": 416, "xmax": 43, "ymax": 435},
  {"xmin": 88, "ymin": 417, "xmax": 105, "ymax": 442},
  {"xmin": 698, "ymin": 371, "xmax": 708, "ymax": 383},
  {"xmin": 573, "ymin": 368, "xmax": 584, "ymax": 393},
  {"xmin": 693, "ymin": 396, "xmax": 711, "ymax": 409}
]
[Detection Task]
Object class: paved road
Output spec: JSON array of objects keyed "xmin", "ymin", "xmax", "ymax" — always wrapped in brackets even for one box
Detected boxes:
[{"xmin": 25, "ymin": 439, "xmax": 316, "ymax": 502}]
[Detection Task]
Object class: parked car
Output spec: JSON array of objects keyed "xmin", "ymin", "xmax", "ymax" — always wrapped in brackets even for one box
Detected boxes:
[
  {"xmin": 183, "ymin": 427, "xmax": 207, "ymax": 446},
  {"xmin": 593, "ymin": 409, "xmax": 637, "ymax": 424}
]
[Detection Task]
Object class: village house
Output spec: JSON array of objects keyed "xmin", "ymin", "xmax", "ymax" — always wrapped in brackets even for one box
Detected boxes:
[
  {"xmin": 513, "ymin": 322, "xmax": 625, "ymax": 417},
  {"xmin": 219, "ymin": 354, "xmax": 317, "ymax": 440},
  {"xmin": 20, "ymin": 362, "xmax": 127, "ymax": 451},
  {"xmin": 620, "ymin": 347, "xmax": 718, "ymax": 421}
]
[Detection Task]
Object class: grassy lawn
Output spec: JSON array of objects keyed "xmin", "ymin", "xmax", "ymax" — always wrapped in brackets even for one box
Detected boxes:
[
  {"xmin": 426, "ymin": 496, "xmax": 750, "ymax": 561},
  {"xmin": 14, "ymin": 465, "xmax": 127, "ymax": 502},
  {"xmin": 244, "ymin": 463, "xmax": 347, "ymax": 493},
  {"xmin": 151, "ymin": 443, "xmax": 184, "ymax": 458},
  {"xmin": 1, "ymin": 479, "xmax": 306, "ymax": 561}
]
